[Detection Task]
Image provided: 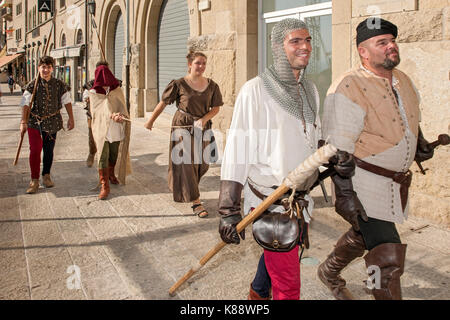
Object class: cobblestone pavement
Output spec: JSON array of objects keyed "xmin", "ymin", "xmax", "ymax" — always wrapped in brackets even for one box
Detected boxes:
[{"xmin": 0, "ymin": 84, "xmax": 448, "ymax": 300}]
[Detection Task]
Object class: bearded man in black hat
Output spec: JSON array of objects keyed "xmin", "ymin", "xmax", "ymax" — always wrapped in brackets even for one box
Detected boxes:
[{"xmin": 318, "ymin": 17, "xmax": 435, "ymax": 300}]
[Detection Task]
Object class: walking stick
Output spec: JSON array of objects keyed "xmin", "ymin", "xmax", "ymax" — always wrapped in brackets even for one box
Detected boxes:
[
  {"xmin": 13, "ymin": 12, "xmax": 56, "ymax": 166},
  {"xmin": 91, "ymin": 16, "xmax": 106, "ymax": 61},
  {"xmin": 168, "ymin": 143, "xmax": 338, "ymax": 296}
]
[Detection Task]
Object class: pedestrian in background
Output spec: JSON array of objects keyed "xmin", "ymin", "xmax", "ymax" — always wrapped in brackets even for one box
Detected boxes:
[{"xmin": 8, "ymin": 75, "xmax": 15, "ymax": 94}]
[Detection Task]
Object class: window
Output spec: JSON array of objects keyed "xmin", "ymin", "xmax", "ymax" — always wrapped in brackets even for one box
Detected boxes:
[
  {"xmin": 33, "ymin": 6, "xmax": 36, "ymax": 28},
  {"xmin": 61, "ymin": 34, "xmax": 66, "ymax": 47},
  {"xmin": 28, "ymin": 11, "xmax": 32, "ymax": 31},
  {"xmin": 38, "ymin": 12, "xmax": 42, "ymax": 24},
  {"xmin": 15, "ymin": 28, "xmax": 22, "ymax": 41},
  {"xmin": 76, "ymin": 29, "xmax": 83, "ymax": 45},
  {"xmin": 16, "ymin": 3, "xmax": 22, "ymax": 16},
  {"xmin": 60, "ymin": 0, "xmax": 66, "ymax": 8}
]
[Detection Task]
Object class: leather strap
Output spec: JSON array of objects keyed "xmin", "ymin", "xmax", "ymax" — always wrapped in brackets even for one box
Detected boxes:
[
  {"xmin": 248, "ymin": 182, "xmax": 309, "ymax": 217},
  {"xmin": 248, "ymin": 182, "xmax": 268, "ymax": 202},
  {"xmin": 354, "ymin": 157, "xmax": 412, "ymax": 211}
]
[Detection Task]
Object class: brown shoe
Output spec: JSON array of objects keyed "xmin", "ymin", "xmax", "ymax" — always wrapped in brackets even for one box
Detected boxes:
[
  {"xmin": 42, "ymin": 174, "xmax": 54, "ymax": 188},
  {"xmin": 86, "ymin": 154, "xmax": 95, "ymax": 167},
  {"xmin": 26, "ymin": 179, "xmax": 40, "ymax": 194},
  {"xmin": 98, "ymin": 168, "xmax": 110, "ymax": 200},
  {"xmin": 247, "ymin": 283, "xmax": 270, "ymax": 300},
  {"xmin": 364, "ymin": 243, "xmax": 407, "ymax": 300},
  {"xmin": 317, "ymin": 228, "xmax": 366, "ymax": 300}
]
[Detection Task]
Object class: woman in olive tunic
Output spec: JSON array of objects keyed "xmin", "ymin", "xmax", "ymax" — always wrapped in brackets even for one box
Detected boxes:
[{"xmin": 144, "ymin": 52, "xmax": 223, "ymax": 217}]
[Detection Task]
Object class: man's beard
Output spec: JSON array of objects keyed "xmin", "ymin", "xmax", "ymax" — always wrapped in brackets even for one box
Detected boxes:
[
  {"xmin": 381, "ymin": 51, "xmax": 401, "ymax": 70},
  {"xmin": 382, "ymin": 57, "xmax": 400, "ymax": 70}
]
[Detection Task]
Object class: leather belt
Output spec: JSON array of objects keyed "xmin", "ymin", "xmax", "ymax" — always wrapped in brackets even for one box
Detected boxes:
[
  {"xmin": 248, "ymin": 182, "xmax": 308, "ymax": 212},
  {"xmin": 354, "ymin": 157, "xmax": 412, "ymax": 211}
]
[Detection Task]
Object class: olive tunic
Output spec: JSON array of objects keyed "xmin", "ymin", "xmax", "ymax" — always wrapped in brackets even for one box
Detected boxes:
[
  {"xmin": 26, "ymin": 78, "xmax": 69, "ymax": 134},
  {"xmin": 161, "ymin": 78, "xmax": 223, "ymax": 202}
]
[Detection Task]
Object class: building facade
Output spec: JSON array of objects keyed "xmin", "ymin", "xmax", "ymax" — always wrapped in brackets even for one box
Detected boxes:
[{"xmin": 4, "ymin": 0, "xmax": 88, "ymax": 100}]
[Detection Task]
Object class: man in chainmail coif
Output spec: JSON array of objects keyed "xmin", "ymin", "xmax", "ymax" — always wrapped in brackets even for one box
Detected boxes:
[{"xmin": 217, "ymin": 18, "xmax": 323, "ymax": 300}]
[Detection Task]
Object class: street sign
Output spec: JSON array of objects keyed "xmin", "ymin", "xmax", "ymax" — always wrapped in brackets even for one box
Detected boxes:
[{"xmin": 38, "ymin": 0, "xmax": 52, "ymax": 13}]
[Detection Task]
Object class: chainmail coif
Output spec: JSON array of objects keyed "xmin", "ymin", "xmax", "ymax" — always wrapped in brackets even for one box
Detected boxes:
[{"xmin": 259, "ymin": 18, "xmax": 317, "ymax": 125}]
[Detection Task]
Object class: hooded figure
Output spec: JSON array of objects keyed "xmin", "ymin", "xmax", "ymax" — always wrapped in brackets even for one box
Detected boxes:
[{"xmin": 89, "ymin": 64, "xmax": 131, "ymax": 200}]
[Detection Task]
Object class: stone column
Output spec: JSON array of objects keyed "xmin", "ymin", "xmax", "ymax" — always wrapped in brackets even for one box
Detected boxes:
[
  {"xmin": 332, "ymin": 0, "xmax": 352, "ymax": 81},
  {"xmin": 129, "ymin": 43, "xmax": 144, "ymax": 118}
]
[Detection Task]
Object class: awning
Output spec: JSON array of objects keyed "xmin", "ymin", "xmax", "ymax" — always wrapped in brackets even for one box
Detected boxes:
[
  {"xmin": 0, "ymin": 53, "xmax": 23, "ymax": 68},
  {"xmin": 50, "ymin": 45, "xmax": 84, "ymax": 59}
]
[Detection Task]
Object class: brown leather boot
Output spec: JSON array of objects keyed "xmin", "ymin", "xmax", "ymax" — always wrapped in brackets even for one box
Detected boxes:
[
  {"xmin": 247, "ymin": 283, "xmax": 270, "ymax": 300},
  {"xmin": 98, "ymin": 169, "xmax": 110, "ymax": 200},
  {"xmin": 364, "ymin": 243, "xmax": 407, "ymax": 300},
  {"xmin": 26, "ymin": 179, "xmax": 40, "ymax": 194},
  {"xmin": 108, "ymin": 162, "xmax": 119, "ymax": 184},
  {"xmin": 42, "ymin": 174, "xmax": 54, "ymax": 188},
  {"xmin": 317, "ymin": 228, "xmax": 366, "ymax": 300}
]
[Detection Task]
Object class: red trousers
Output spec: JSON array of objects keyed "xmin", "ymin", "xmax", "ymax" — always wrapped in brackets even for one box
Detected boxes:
[
  {"xmin": 27, "ymin": 128, "xmax": 57, "ymax": 179},
  {"xmin": 264, "ymin": 245, "xmax": 301, "ymax": 300}
]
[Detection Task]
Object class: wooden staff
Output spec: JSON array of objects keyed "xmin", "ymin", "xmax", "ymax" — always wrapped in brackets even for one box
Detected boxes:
[
  {"xmin": 168, "ymin": 143, "xmax": 338, "ymax": 296},
  {"xmin": 91, "ymin": 16, "xmax": 106, "ymax": 61},
  {"xmin": 13, "ymin": 12, "xmax": 56, "ymax": 166}
]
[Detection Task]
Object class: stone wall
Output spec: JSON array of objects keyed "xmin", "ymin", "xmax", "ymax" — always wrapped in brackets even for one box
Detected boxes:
[
  {"xmin": 338, "ymin": 0, "xmax": 450, "ymax": 226},
  {"xmin": 186, "ymin": 0, "xmax": 258, "ymax": 143}
]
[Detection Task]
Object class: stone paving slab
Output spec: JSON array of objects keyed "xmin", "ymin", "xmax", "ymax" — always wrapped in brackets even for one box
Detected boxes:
[{"xmin": 0, "ymin": 84, "xmax": 448, "ymax": 300}]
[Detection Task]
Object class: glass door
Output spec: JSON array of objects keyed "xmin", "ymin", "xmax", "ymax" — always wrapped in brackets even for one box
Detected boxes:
[{"xmin": 259, "ymin": 0, "xmax": 332, "ymax": 110}]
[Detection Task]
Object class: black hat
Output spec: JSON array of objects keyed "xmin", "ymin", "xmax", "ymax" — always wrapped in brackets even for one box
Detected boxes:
[{"xmin": 356, "ymin": 18, "xmax": 398, "ymax": 46}]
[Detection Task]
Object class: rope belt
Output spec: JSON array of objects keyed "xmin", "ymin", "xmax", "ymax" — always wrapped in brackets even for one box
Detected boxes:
[{"xmin": 30, "ymin": 110, "xmax": 61, "ymax": 123}]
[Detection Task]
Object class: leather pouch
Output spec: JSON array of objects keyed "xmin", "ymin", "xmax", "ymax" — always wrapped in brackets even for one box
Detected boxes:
[{"xmin": 252, "ymin": 211, "xmax": 300, "ymax": 252}]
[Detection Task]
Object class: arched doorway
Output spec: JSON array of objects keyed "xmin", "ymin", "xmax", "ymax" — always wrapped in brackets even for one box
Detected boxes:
[{"xmin": 157, "ymin": 0, "xmax": 190, "ymax": 113}]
